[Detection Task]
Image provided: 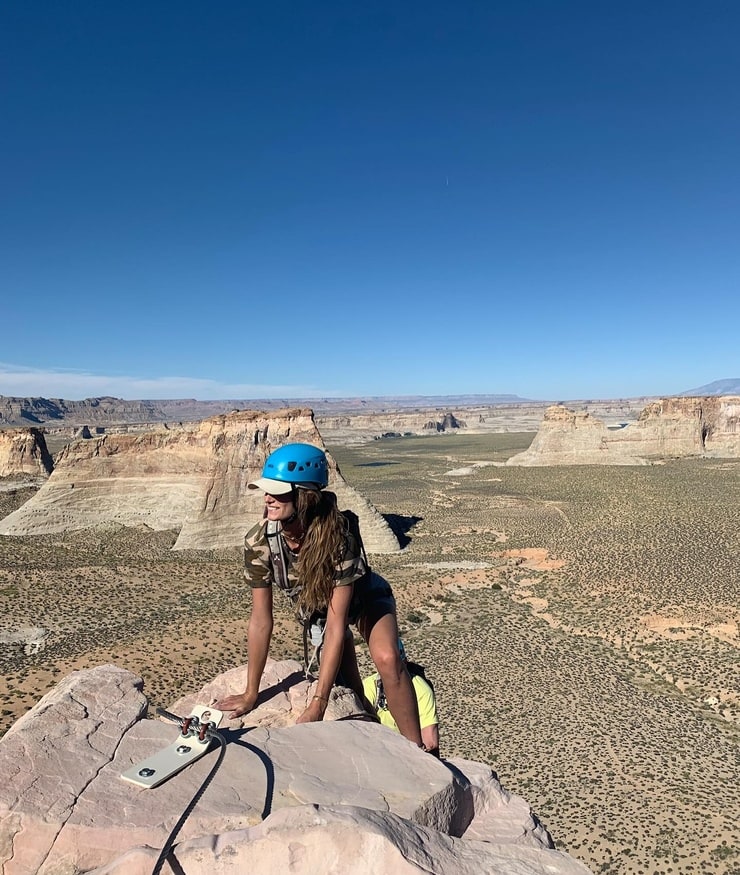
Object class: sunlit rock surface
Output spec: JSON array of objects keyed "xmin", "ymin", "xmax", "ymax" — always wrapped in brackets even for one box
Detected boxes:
[
  {"xmin": 0, "ymin": 428, "xmax": 53, "ymax": 481},
  {"xmin": 507, "ymin": 396, "xmax": 740, "ymax": 465},
  {"xmin": 0, "ymin": 661, "xmax": 593, "ymax": 875},
  {"xmin": 0, "ymin": 408, "xmax": 399, "ymax": 552}
]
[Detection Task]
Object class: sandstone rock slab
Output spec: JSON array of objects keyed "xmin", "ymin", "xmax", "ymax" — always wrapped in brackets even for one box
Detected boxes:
[
  {"xmin": 446, "ymin": 756, "xmax": 553, "ymax": 847},
  {"xmin": 170, "ymin": 658, "xmax": 367, "ymax": 729},
  {"xmin": 94, "ymin": 803, "xmax": 594, "ymax": 875},
  {"xmin": 0, "ymin": 663, "xmax": 487, "ymax": 874},
  {"xmin": 0, "ymin": 664, "xmax": 147, "ymax": 875}
]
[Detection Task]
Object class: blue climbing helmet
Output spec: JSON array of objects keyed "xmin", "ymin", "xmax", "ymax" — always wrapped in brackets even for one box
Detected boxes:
[{"xmin": 248, "ymin": 443, "xmax": 329, "ymax": 495}]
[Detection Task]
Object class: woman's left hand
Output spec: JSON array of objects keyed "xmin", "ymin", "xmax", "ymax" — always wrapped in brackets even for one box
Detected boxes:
[{"xmin": 296, "ymin": 698, "xmax": 326, "ymax": 724}]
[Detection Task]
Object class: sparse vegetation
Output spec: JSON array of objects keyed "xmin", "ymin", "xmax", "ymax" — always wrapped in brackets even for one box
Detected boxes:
[{"xmin": 1, "ymin": 431, "xmax": 738, "ymax": 875}]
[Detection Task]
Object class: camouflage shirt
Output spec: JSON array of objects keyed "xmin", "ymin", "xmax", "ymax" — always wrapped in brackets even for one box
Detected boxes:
[{"xmin": 243, "ymin": 517, "xmax": 368, "ymax": 616}]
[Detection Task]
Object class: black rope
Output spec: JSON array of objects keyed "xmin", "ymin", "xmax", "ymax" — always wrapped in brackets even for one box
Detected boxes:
[{"xmin": 150, "ymin": 710, "xmax": 228, "ymax": 875}]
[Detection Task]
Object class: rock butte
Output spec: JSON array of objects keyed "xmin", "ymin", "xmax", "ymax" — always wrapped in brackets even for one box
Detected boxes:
[
  {"xmin": 1, "ymin": 397, "xmax": 738, "ymax": 545},
  {"xmin": 0, "ymin": 427, "xmax": 52, "ymax": 481},
  {"xmin": 0, "ymin": 408, "xmax": 399, "ymax": 552},
  {"xmin": 0, "ymin": 660, "xmax": 593, "ymax": 875},
  {"xmin": 507, "ymin": 395, "xmax": 740, "ymax": 466}
]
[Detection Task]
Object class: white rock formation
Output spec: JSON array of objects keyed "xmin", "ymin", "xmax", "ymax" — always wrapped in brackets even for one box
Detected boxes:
[
  {"xmin": 507, "ymin": 396, "xmax": 740, "ymax": 466},
  {"xmin": 0, "ymin": 408, "xmax": 400, "ymax": 552},
  {"xmin": 0, "ymin": 428, "xmax": 52, "ymax": 481},
  {"xmin": 0, "ymin": 661, "xmax": 593, "ymax": 875},
  {"xmin": 0, "ymin": 626, "xmax": 48, "ymax": 656}
]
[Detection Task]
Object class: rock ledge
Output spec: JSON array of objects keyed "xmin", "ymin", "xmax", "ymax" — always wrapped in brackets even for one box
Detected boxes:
[{"xmin": 0, "ymin": 661, "xmax": 593, "ymax": 875}]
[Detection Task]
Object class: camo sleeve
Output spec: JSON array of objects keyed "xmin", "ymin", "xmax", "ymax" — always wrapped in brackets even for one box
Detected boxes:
[{"xmin": 244, "ymin": 521, "xmax": 273, "ymax": 589}]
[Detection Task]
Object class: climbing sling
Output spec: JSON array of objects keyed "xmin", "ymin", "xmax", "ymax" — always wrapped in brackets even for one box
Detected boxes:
[{"xmin": 265, "ymin": 512, "xmax": 370, "ymax": 677}]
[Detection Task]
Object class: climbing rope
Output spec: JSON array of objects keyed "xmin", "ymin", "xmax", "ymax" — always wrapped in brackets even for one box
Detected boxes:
[{"xmin": 150, "ymin": 708, "xmax": 227, "ymax": 875}]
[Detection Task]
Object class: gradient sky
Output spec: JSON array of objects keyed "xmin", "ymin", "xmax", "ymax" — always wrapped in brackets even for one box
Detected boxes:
[{"xmin": 2, "ymin": 1, "xmax": 738, "ymax": 402}]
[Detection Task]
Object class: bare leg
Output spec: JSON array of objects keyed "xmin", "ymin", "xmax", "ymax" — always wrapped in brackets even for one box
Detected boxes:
[{"xmin": 360, "ymin": 611, "xmax": 423, "ymax": 746}]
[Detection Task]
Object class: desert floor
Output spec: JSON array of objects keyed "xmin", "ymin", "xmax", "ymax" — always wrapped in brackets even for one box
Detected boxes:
[{"xmin": 1, "ymin": 432, "xmax": 738, "ymax": 875}]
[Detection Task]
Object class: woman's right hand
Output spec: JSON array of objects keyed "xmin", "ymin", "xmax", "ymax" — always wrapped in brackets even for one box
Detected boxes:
[{"xmin": 215, "ymin": 691, "xmax": 258, "ymax": 718}]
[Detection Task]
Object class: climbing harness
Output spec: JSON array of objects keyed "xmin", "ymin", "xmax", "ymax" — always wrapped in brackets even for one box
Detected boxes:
[
  {"xmin": 265, "ymin": 510, "xmax": 372, "ymax": 678},
  {"xmin": 265, "ymin": 520, "xmax": 324, "ymax": 677},
  {"xmin": 375, "ymin": 675, "xmax": 388, "ymax": 711}
]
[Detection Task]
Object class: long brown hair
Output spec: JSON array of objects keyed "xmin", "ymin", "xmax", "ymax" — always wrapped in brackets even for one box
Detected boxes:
[{"xmin": 294, "ymin": 489, "xmax": 346, "ymax": 614}]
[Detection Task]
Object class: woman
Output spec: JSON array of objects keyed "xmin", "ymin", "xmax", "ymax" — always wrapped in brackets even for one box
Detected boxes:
[
  {"xmin": 363, "ymin": 638, "xmax": 440, "ymax": 757},
  {"xmin": 216, "ymin": 443, "xmax": 424, "ymax": 747}
]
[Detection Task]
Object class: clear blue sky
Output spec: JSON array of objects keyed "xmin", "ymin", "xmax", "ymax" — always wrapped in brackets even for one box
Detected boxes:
[{"xmin": 2, "ymin": 1, "xmax": 738, "ymax": 401}]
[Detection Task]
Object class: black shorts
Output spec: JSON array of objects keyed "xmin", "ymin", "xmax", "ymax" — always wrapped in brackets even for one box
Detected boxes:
[{"xmin": 349, "ymin": 571, "xmax": 395, "ymax": 628}]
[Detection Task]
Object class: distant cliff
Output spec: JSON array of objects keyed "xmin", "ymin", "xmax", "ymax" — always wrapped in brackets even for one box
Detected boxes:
[
  {"xmin": 0, "ymin": 395, "xmax": 173, "ymax": 426},
  {"xmin": 507, "ymin": 396, "xmax": 740, "ymax": 466},
  {"xmin": 319, "ymin": 410, "xmax": 465, "ymax": 438},
  {"xmin": 0, "ymin": 394, "xmax": 530, "ymax": 428},
  {"xmin": 0, "ymin": 408, "xmax": 400, "ymax": 552},
  {"xmin": 0, "ymin": 428, "xmax": 53, "ymax": 480}
]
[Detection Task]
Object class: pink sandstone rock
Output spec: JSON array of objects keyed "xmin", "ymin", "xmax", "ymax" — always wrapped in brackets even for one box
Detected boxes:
[
  {"xmin": 92, "ymin": 805, "xmax": 594, "ymax": 875},
  {"xmin": 170, "ymin": 658, "xmax": 368, "ymax": 729},
  {"xmin": 0, "ymin": 662, "xmax": 594, "ymax": 875}
]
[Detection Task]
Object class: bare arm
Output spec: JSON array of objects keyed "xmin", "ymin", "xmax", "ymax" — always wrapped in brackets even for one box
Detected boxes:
[
  {"xmin": 217, "ymin": 586, "xmax": 273, "ymax": 717},
  {"xmin": 296, "ymin": 584, "xmax": 353, "ymax": 723},
  {"xmin": 421, "ymin": 723, "xmax": 439, "ymax": 755}
]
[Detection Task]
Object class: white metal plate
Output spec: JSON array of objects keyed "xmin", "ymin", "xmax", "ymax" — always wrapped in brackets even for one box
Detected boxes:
[{"xmin": 121, "ymin": 704, "xmax": 223, "ymax": 789}]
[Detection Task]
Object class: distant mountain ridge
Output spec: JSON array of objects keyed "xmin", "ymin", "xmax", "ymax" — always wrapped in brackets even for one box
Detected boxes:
[
  {"xmin": 679, "ymin": 378, "xmax": 740, "ymax": 396},
  {"xmin": 0, "ymin": 393, "xmax": 533, "ymax": 427},
  {"xmin": 2, "ymin": 382, "xmax": 736, "ymax": 428},
  {"xmin": 0, "ymin": 396, "xmax": 169, "ymax": 427}
]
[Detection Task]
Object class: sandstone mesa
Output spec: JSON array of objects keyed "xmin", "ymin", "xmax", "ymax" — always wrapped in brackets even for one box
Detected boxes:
[
  {"xmin": 0, "ymin": 428, "xmax": 52, "ymax": 482},
  {"xmin": 2, "ymin": 398, "xmax": 739, "ymax": 547},
  {"xmin": 506, "ymin": 395, "xmax": 740, "ymax": 466},
  {"xmin": 0, "ymin": 408, "xmax": 398, "ymax": 552}
]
